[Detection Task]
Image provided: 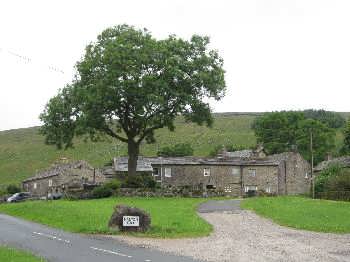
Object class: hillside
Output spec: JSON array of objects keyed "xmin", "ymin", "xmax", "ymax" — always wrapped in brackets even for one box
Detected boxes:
[
  {"xmin": 0, "ymin": 114, "xmax": 257, "ymax": 187},
  {"xmin": 0, "ymin": 112, "xmax": 347, "ymax": 187}
]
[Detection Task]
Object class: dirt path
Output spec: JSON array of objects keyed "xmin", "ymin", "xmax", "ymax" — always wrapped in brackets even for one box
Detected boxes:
[{"xmin": 113, "ymin": 201, "xmax": 350, "ymax": 262}]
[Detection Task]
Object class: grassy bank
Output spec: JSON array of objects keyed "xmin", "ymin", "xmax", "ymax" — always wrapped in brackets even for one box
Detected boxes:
[
  {"xmin": 241, "ymin": 196, "xmax": 350, "ymax": 233},
  {"xmin": 0, "ymin": 246, "xmax": 45, "ymax": 262},
  {"xmin": 0, "ymin": 197, "xmax": 212, "ymax": 238}
]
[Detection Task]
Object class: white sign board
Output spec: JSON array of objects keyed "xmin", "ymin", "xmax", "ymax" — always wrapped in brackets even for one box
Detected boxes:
[{"xmin": 122, "ymin": 216, "xmax": 140, "ymax": 227}]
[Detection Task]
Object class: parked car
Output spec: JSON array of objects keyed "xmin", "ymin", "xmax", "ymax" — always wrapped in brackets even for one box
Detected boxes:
[{"xmin": 6, "ymin": 192, "xmax": 31, "ymax": 203}]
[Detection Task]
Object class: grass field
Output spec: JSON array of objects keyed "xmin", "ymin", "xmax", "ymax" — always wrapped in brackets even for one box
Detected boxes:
[
  {"xmin": 0, "ymin": 246, "xmax": 45, "ymax": 262},
  {"xmin": 241, "ymin": 196, "xmax": 350, "ymax": 233},
  {"xmin": 0, "ymin": 112, "xmax": 347, "ymax": 187},
  {"xmin": 0, "ymin": 197, "xmax": 212, "ymax": 238}
]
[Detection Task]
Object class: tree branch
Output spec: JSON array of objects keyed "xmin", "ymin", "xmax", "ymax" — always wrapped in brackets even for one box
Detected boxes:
[{"xmin": 103, "ymin": 126, "xmax": 128, "ymax": 143}]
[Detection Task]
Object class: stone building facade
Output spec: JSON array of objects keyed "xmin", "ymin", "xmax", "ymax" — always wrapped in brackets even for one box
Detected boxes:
[
  {"xmin": 22, "ymin": 160, "xmax": 104, "ymax": 197},
  {"xmin": 113, "ymin": 151, "xmax": 311, "ymax": 197}
]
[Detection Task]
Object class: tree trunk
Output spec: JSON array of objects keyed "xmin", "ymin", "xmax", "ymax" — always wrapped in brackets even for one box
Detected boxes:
[{"xmin": 128, "ymin": 139, "xmax": 139, "ymax": 177}]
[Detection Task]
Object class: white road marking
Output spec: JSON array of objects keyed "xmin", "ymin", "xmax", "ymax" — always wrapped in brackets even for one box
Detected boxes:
[
  {"xmin": 32, "ymin": 231, "xmax": 71, "ymax": 244},
  {"xmin": 90, "ymin": 246, "xmax": 131, "ymax": 258}
]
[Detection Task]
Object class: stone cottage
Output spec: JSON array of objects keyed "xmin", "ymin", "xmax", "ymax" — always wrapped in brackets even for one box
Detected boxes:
[
  {"xmin": 22, "ymin": 160, "xmax": 104, "ymax": 197},
  {"xmin": 112, "ymin": 151, "xmax": 311, "ymax": 197},
  {"xmin": 314, "ymin": 156, "xmax": 350, "ymax": 174}
]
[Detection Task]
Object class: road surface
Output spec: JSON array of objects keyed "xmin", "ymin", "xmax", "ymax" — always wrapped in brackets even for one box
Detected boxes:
[
  {"xmin": 197, "ymin": 199, "xmax": 241, "ymax": 213},
  {"xmin": 0, "ymin": 214, "xmax": 200, "ymax": 262}
]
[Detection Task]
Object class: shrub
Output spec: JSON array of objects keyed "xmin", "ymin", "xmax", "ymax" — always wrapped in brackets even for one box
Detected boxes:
[
  {"xmin": 104, "ymin": 179, "xmax": 121, "ymax": 191},
  {"xmin": 315, "ymin": 164, "xmax": 342, "ymax": 193},
  {"xmin": 324, "ymin": 170, "xmax": 350, "ymax": 192},
  {"xmin": 121, "ymin": 174, "xmax": 156, "ymax": 189},
  {"xmin": 91, "ymin": 185, "xmax": 113, "ymax": 199},
  {"xmin": 157, "ymin": 143, "xmax": 194, "ymax": 157},
  {"xmin": 6, "ymin": 184, "xmax": 21, "ymax": 195}
]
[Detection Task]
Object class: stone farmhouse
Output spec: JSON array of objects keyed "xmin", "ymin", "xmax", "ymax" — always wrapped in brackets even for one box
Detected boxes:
[
  {"xmin": 112, "ymin": 150, "xmax": 311, "ymax": 197},
  {"xmin": 22, "ymin": 160, "xmax": 104, "ymax": 197}
]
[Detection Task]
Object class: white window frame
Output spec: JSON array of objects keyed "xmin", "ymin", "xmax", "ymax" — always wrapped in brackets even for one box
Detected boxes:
[
  {"xmin": 305, "ymin": 172, "xmax": 309, "ymax": 179},
  {"xmin": 244, "ymin": 186, "xmax": 258, "ymax": 192},
  {"xmin": 48, "ymin": 179, "xmax": 53, "ymax": 187},
  {"xmin": 248, "ymin": 169, "xmax": 256, "ymax": 177},
  {"xmin": 164, "ymin": 167, "xmax": 172, "ymax": 178},
  {"xmin": 232, "ymin": 167, "xmax": 240, "ymax": 176},
  {"xmin": 203, "ymin": 168, "xmax": 210, "ymax": 177},
  {"xmin": 265, "ymin": 187, "xmax": 271, "ymax": 193},
  {"xmin": 33, "ymin": 182, "xmax": 37, "ymax": 189},
  {"xmin": 152, "ymin": 167, "xmax": 160, "ymax": 177}
]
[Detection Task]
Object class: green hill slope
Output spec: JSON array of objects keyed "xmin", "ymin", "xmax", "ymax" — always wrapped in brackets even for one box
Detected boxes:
[
  {"xmin": 0, "ymin": 112, "xmax": 347, "ymax": 187},
  {"xmin": 0, "ymin": 114, "xmax": 258, "ymax": 187}
]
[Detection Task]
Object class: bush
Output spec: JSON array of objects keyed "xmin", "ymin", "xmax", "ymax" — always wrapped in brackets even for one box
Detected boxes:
[
  {"xmin": 104, "ymin": 179, "xmax": 121, "ymax": 191},
  {"xmin": 92, "ymin": 185, "xmax": 113, "ymax": 199},
  {"xmin": 6, "ymin": 184, "xmax": 21, "ymax": 195},
  {"xmin": 315, "ymin": 164, "xmax": 342, "ymax": 193},
  {"xmin": 324, "ymin": 170, "xmax": 350, "ymax": 192},
  {"xmin": 157, "ymin": 143, "xmax": 194, "ymax": 157},
  {"xmin": 121, "ymin": 174, "xmax": 156, "ymax": 189}
]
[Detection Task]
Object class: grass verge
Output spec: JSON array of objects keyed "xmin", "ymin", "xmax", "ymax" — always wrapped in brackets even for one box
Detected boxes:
[
  {"xmin": 0, "ymin": 197, "xmax": 212, "ymax": 238},
  {"xmin": 0, "ymin": 246, "xmax": 45, "ymax": 262},
  {"xmin": 241, "ymin": 196, "xmax": 350, "ymax": 233}
]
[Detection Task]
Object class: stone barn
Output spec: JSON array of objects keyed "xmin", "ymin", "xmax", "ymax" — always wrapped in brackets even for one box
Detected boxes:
[{"xmin": 22, "ymin": 160, "xmax": 104, "ymax": 197}]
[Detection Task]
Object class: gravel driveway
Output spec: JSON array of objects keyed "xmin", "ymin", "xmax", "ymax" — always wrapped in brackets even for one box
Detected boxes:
[{"xmin": 113, "ymin": 200, "xmax": 350, "ymax": 262}]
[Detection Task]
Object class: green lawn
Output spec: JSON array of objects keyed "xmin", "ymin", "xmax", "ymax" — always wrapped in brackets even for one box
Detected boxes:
[
  {"xmin": 0, "ymin": 246, "xmax": 45, "ymax": 262},
  {"xmin": 0, "ymin": 197, "xmax": 212, "ymax": 238},
  {"xmin": 241, "ymin": 196, "xmax": 350, "ymax": 233}
]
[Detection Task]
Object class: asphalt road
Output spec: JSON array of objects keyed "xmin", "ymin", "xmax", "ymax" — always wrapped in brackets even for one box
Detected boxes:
[
  {"xmin": 0, "ymin": 214, "xmax": 200, "ymax": 262},
  {"xmin": 197, "ymin": 199, "xmax": 241, "ymax": 213}
]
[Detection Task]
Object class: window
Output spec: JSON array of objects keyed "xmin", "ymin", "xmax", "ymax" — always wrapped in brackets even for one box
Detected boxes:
[
  {"xmin": 305, "ymin": 172, "xmax": 309, "ymax": 179},
  {"xmin": 164, "ymin": 168, "xmax": 172, "ymax": 178},
  {"xmin": 203, "ymin": 168, "xmax": 210, "ymax": 176},
  {"xmin": 248, "ymin": 169, "xmax": 256, "ymax": 177},
  {"xmin": 232, "ymin": 168, "xmax": 240, "ymax": 176},
  {"xmin": 265, "ymin": 187, "xmax": 271, "ymax": 193},
  {"xmin": 33, "ymin": 183, "xmax": 37, "ymax": 189},
  {"xmin": 48, "ymin": 179, "xmax": 52, "ymax": 187},
  {"xmin": 152, "ymin": 168, "xmax": 159, "ymax": 176},
  {"xmin": 244, "ymin": 186, "xmax": 257, "ymax": 192}
]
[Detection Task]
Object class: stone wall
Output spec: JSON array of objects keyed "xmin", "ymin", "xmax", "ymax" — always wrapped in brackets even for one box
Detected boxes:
[{"xmin": 152, "ymin": 164, "xmax": 280, "ymax": 197}]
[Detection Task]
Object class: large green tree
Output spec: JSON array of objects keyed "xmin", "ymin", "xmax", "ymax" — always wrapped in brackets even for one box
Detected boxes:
[
  {"xmin": 253, "ymin": 111, "xmax": 335, "ymax": 164},
  {"xmin": 40, "ymin": 25, "xmax": 226, "ymax": 176},
  {"xmin": 296, "ymin": 119, "xmax": 335, "ymax": 164}
]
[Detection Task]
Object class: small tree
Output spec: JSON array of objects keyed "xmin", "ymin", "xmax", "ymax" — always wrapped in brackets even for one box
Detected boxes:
[
  {"xmin": 340, "ymin": 120, "xmax": 350, "ymax": 155},
  {"xmin": 40, "ymin": 25, "xmax": 226, "ymax": 177}
]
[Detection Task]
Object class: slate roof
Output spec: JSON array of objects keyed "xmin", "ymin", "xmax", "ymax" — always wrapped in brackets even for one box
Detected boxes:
[
  {"xmin": 113, "ymin": 156, "xmax": 280, "ymax": 172},
  {"xmin": 314, "ymin": 157, "xmax": 350, "ymax": 172},
  {"xmin": 23, "ymin": 160, "xmax": 93, "ymax": 183},
  {"xmin": 223, "ymin": 149, "xmax": 254, "ymax": 158}
]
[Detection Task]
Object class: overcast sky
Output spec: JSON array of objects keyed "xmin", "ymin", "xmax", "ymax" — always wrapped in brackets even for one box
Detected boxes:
[{"xmin": 0, "ymin": 0, "xmax": 349, "ymax": 131}]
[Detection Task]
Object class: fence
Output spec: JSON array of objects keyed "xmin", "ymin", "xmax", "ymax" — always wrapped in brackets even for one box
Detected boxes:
[{"xmin": 316, "ymin": 191, "xmax": 350, "ymax": 201}]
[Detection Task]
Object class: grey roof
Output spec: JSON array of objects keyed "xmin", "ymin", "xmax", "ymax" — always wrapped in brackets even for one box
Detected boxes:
[
  {"xmin": 113, "ymin": 156, "xmax": 280, "ymax": 171},
  {"xmin": 314, "ymin": 156, "xmax": 350, "ymax": 172},
  {"xmin": 114, "ymin": 157, "xmax": 153, "ymax": 172},
  {"xmin": 23, "ymin": 160, "xmax": 93, "ymax": 183},
  {"xmin": 224, "ymin": 149, "xmax": 254, "ymax": 158}
]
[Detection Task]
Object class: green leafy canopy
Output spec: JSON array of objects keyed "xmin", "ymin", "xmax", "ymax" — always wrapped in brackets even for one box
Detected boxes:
[{"xmin": 40, "ymin": 25, "xmax": 226, "ymax": 150}]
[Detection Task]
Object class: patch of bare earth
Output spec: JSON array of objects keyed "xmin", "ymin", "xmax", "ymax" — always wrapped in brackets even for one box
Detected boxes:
[{"xmin": 112, "ymin": 210, "xmax": 350, "ymax": 262}]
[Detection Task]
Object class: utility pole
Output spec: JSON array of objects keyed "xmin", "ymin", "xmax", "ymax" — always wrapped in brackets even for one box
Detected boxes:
[{"xmin": 310, "ymin": 128, "xmax": 315, "ymax": 199}]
